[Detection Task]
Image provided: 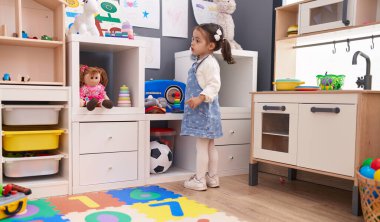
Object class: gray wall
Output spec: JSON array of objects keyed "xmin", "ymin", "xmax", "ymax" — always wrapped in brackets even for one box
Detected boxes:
[{"xmin": 134, "ymin": 0, "xmax": 281, "ymax": 91}]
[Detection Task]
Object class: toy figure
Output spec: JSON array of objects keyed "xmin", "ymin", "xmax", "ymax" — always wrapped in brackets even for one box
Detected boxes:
[
  {"xmin": 145, "ymin": 95, "xmax": 168, "ymax": 114},
  {"xmin": 215, "ymin": 0, "xmax": 242, "ymax": 49},
  {"xmin": 69, "ymin": 0, "xmax": 99, "ymax": 36},
  {"xmin": 79, "ymin": 65, "xmax": 113, "ymax": 111}
]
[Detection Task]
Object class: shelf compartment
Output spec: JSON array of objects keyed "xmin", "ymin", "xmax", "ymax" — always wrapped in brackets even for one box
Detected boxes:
[
  {"xmin": 262, "ymin": 134, "xmax": 289, "ymax": 153},
  {"xmin": 275, "ymin": 2, "xmax": 300, "ymax": 40},
  {"xmin": 67, "ymin": 36, "xmax": 146, "ymax": 111},
  {"xmin": 0, "ymin": 44, "xmax": 65, "ymax": 86}
]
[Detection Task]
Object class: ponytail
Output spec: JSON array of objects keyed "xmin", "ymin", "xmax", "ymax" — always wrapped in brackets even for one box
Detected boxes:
[{"xmin": 221, "ymin": 39, "xmax": 235, "ymax": 64}]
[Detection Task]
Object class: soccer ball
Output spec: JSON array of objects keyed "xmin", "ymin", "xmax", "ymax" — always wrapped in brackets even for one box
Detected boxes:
[{"xmin": 150, "ymin": 141, "xmax": 173, "ymax": 174}]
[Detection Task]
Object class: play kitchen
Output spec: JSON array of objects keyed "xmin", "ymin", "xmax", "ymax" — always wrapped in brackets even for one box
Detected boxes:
[{"xmin": 254, "ymin": 0, "xmax": 380, "ymax": 217}]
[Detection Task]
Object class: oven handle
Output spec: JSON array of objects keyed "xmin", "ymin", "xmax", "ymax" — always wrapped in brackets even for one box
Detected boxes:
[
  {"xmin": 310, "ymin": 107, "xmax": 340, "ymax": 114},
  {"xmin": 263, "ymin": 105, "xmax": 286, "ymax": 112},
  {"xmin": 342, "ymin": 0, "xmax": 350, "ymax": 26}
]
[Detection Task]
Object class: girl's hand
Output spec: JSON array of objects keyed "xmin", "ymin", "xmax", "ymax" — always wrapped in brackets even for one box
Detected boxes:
[{"xmin": 186, "ymin": 95, "xmax": 205, "ymax": 109}]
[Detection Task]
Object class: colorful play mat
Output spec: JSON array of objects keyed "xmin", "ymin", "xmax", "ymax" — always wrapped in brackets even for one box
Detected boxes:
[{"xmin": 3, "ymin": 185, "xmax": 245, "ymax": 222}]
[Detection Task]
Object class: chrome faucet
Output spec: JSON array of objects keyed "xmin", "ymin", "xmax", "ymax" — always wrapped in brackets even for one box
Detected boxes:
[{"xmin": 352, "ymin": 51, "xmax": 372, "ymax": 90}]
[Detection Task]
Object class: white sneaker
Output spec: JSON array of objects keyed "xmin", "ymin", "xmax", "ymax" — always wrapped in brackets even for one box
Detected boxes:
[
  {"xmin": 206, "ymin": 173, "xmax": 220, "ymax": 188},
  {"xmin": 184, "ymin": 175, "xmax": 207, "ymax": 191}
]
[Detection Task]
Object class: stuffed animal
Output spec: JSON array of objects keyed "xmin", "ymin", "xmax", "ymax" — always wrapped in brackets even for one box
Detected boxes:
[
  {"xmin": 69, "ymin": 0, "xmax": 99, "ymax": 36},
  {"xmin": 79, "ymin": 65, "xmax": 113, "ymax": 111},
  {"xmin": 145, "ymin": 95, "xmax": 168, "ymax": 114},
  {"xmin": 214, "ymin": 0, "xmax": 242, "ymax": 50}
]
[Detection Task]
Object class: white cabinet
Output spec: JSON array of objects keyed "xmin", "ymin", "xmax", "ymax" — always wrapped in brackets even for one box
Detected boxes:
[
  {"xmin": 145, "ymin": 49, "xmax": 258, "ymax": 184},
  {"xmin": 250, "ymin": 91, "xmax": 380, "ymax": 179},
  {"xmin": 68, "ymin": 35, "xmax": 146, "ymax": 194},
  {"xmin": 0, "ymin": 85, "xmax": 71, "ymax": 199},
  {"xmin": 297, "ymin": 103, "xmax": 356, "ymax": 176},
  {"xmin": 253, "ymin": 103, "xmax": 298, "ymax": 165}
]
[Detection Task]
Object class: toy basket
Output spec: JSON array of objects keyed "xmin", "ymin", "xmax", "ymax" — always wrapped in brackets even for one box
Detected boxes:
[{"xmin": 357, "ymin": 170, "xmax": 380, "ymax": 222}]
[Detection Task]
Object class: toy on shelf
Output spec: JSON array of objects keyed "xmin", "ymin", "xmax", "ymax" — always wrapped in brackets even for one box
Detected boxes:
[
  {"xmin": 215, "ymin": 0, "xmax": 242, "ymax": 49},
  {"xmin": 145, "ymin": 80, "xmax": 186, "ymax": 113},
  {"xmin": 117, "ymin": 85, "xmax": 131, "ymax": 107},
  {"xmin": 145, "ymin": 95, "xmax": 168, "ymax": 114},
  {"xmin": 69, "ymin": 0, "xmax": 99, "ymax": 36},
  {"xmin": 79, "ymin": 65, "xmax": 113, "ymax": 111},
  {"xmin": 17, "ymin": 74, "xmax": 30, "ymax": 82},
  {"xmin": 150, "ymin": 141, "xmax": 173, "ymax": 174},
  {"xmin": 41, "ymin": 35, "xmax": 53, "ymax": 41},
  {"xmin": 2, "ymin": 73, "xmax": 11, "ymax": 81},
  {"xmin": 171, "ymin": 91, "xmax": 183, "ymax": 113},
  {"xmin": 122, "ymin": 21, "xmax": 134, "ymax": 39}
]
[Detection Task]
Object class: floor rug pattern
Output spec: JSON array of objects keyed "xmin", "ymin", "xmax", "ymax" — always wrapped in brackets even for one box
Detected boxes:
[{"xmin": 2, "ymin": 185, "xmax": 244, "ymax": 222}]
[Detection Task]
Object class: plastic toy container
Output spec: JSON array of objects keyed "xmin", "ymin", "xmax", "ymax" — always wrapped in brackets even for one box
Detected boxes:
[
  {"xmin": 2, "ymin": 105, "xmax": 63, "ymax": 126},
  {"xmin": 316, "ymin": 74, "xmax": 345, "ymax": 90},
  {"xmin": 273, "ymin": 78, "xmax": 305, "ymax": 91},
  {"xmin": 357, "ymin": 170, "xmax": 380, "ymax": 221},
  {"xmin": 0, "ymin": 192, "xmax": 27, "ymax": 219},
  {"xmin": 3, "ymin": 154, "xmax": 64, "ymax": 177},
  {"xmin": 150, "ymin": 128, "xmax": 176, "ymax": 151},
  {"xmin": 2, "ymin": 129, "xmax": 65, "ymax": 151}
]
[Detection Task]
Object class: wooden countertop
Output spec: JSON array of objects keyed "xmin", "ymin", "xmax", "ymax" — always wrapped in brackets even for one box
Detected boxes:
[{"xmin": 250, "ymin": 90, "xmax": 380, "ymax": 94}]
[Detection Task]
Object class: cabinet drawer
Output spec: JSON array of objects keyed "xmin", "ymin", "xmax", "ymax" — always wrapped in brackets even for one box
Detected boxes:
[
  {"xmin": 79, "ymin": 152, "xmax": 137, "ymax": 185},
  {"xmin": 218, "ymin": 144, "xmax": 250, "ymax": 171},
  {"xmin": 80, "ymin": 122, "xmax": 138, "ymax": 154},
  {"xmin": 215, "ymin": 119, "xmax": 250, "ymax": 145},
  {"xmin": 297, "ymin": 104, "xmax": 356, "ymax": 176}
]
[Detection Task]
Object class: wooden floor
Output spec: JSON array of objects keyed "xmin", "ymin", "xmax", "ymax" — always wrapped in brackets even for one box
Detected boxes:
[{"xmin": 159, "ymin": 173, "xmax": 364, "ymax": 222}]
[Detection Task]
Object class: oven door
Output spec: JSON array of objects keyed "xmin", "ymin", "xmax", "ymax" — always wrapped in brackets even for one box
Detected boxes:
[{"xmin": 299, "ymin": 0, "xmax": 354, "ymax": 34}]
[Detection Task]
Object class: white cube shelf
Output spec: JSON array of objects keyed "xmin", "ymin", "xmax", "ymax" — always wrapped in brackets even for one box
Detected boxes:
[{"xmin": 67, "ymin": 35, "xmax": 146, "ymax": 115}]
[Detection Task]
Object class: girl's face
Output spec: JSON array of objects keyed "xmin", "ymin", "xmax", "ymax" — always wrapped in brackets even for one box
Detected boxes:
[
  {"xmin": 84, "ymin": 72, "xmax": 101, "ymax": 87},
  {"xmin": 191, "ymin": 28, "xmax": 215, "ymax": 58}
]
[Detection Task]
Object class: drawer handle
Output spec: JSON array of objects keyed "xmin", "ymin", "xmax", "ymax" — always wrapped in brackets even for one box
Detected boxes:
[
  {"xmin": 310, "ymin": 107, "xmax": 340, "ymax": 114},
  {"xmin": 108, "ymin": 136, "xmax": 113, "ymax": 140},
  {"xmin": 229, "ymin": 130, "xmax": 235, "ymax": 135},
  {"xmin": 263, "ymin": 105, "xmax": 286, "ymax": 111},
  {"xmin": 108, "ymin": 166, "xmax": 113, "ymax": 170},
  {"xmin": 229, "ymin": 156, "xmax": 234, "ymax": 160}
]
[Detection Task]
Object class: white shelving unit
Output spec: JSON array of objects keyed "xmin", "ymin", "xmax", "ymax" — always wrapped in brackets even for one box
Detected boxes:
[
  {"xmin": 0, "ymin": 85, "xmax": 71, "ymax": 199},
  {"xmin": 67, "ymin": 35, "xmax": 147, "ymax": 194},
  {"xmin": 145, "ymin": 50, "xmax": 258, "ymax": 184}
]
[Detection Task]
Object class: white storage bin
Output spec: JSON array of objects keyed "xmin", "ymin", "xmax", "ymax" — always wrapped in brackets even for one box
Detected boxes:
[
  {"xmin": 3, "ymin": 154, "xmax": 64, "ymax": 177},
  {"xmin": 2, "ymin": 105, "xmax": 63, "ymax": 125}
]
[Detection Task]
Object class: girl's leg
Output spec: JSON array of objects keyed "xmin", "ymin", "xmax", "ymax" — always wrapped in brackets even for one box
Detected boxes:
[
  {"xmin": 196, "ymin": 137, "xmax": 210, "ymax": 179},
  {"xmin": 207, "ymin": 139, "xmax": 218, "ymax": 177},
  {"xmin": 206, "ymin": 139, "xmax": 220, "ymax": 188},
  {"xmin": 184, "ymin": 137, "xmax": 209, "ymax": 191}
]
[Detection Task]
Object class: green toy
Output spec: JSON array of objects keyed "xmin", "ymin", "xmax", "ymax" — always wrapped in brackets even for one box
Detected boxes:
[{"xmin": 363, "ymin": 158, "xmax": 373, "ymax": 167}]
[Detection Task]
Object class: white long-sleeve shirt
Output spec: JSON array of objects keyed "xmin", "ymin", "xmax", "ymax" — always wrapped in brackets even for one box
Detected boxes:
[{"xmin": 196, "ymin": 55, "xmax": 221, "ymax": 103}]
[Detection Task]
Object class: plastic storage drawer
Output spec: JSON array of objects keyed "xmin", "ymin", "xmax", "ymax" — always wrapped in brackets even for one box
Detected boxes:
[
  {"xmin": 3, "ymin": 154, "xmax": 64, "ymax": 177},
  {"xmin": 2, "ymin": 105, "xmax": 63, "ymax": 125},
  {"xmin": 2, "ymin": 130, "xmax": 65, "ymax": 151}
]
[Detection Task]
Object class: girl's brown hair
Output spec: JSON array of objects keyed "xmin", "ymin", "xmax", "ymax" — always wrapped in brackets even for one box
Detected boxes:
[
  {"xmin": 195, "ymin": 23, "xmax": 235, "ymax": 64},
  {"xmin": 79, "ymin": 65, "xmax": 108, "ymax": 87}
]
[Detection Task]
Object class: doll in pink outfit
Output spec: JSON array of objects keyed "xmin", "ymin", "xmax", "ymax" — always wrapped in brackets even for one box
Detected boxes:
[{"xmin": 80, "ymin": 65, "xmax": 113, "ymax": 111}]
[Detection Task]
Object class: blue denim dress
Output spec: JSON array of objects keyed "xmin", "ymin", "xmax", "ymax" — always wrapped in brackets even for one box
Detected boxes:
[{"xmin": 180, "ymin": 56, "xmax": 223, "ymax": 139}]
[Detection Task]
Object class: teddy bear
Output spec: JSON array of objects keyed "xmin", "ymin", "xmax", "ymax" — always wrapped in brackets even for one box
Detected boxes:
[
  {"xmin": 214, "ymin": 0, "xmax": 242, "ymax": 50},
  {"xmin": 79, "ymin": 65, "xmax": 113, "ymax": 111}
]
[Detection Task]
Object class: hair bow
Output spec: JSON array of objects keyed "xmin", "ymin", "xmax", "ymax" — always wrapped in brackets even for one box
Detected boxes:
[
  {"xmin": 214, "ymin": 29, "xmax": 222, "ymax": 42},
  {"xmin": 80, "ymin": 65, "xmax": 88, "ymax": 73}
]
